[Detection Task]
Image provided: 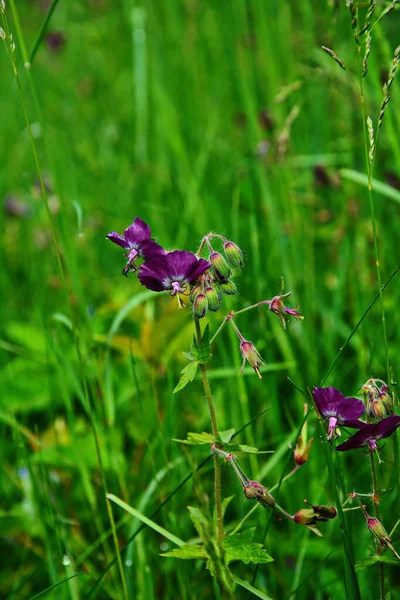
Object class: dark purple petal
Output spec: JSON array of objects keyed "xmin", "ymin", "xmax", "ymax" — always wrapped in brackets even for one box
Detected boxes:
[
  {"xmin": 140, "ymin": 240, "xmax": 166, "ymax": 261},
  {"xmin": 138, "ymin": 260, "xmax": 169, "ymax": 291},
  {"xmin": 335, "ymin": 426, "xmax": 374, "ymax": 452},
  {"xmin": 374, "ymin": 415, "xmax": 400, "ymax": 440},
  {"xmin": 124, "ymin": 217, "xmax": 152, "ymax": 245},
  {"xmin": 164, "ymin": 250, "xmax": 200, "ymax": 278},
  {"xmin": 106, "ymin": 232, "xmax": 130, "ymax": 249},
  {"xmin": 186, "ymin": 257, "xmax": 212, "ymax": 283},
  {"xmin": 312, "ymin": 386, "xmax": 346, "ymax": 417},
  {"xmin": 343, "ymin": 419, "xmax": 367, "ymax": 429},
  {"xmin": 336, "ymin": 397, "xmax": 365, "ymax": 423}
]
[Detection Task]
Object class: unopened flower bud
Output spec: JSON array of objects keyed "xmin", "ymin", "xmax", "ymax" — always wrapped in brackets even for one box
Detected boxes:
[
  {"xmin": 240, "ymin": 341, "xmax": 266, "ymax": 379},
  {"xmin": 220, "ymin": 280, "xmax": 237, "ymax": 295},
  {"xmin": 190, "ymin": 284, "xmax": 202, "ymax": 304},
  {"xmin": 370, "ymin": 399, "xmax": 387, "ymax": 420},
  {"xmin": 209, "ymin": 252, "xmax": 232, "ymax": 280},
  {"xmin": 244, "ymin": 481, "xmax": 276, "ymax": 507},
  {"xmin": 204, "ymin": 286, "xmax": 220, "ymax": 312},
  {"xmin": 193, "ymin": 293, "xmax": 208, "ymax": 319},
  {"xmin": 224, "ymin": 241, "xmax": 244, "ymax": 268},
  {"xmin": 294, "ymin": 403, "xmax": 314, "ymax": 466},
  {"xmin": 379, "ymin": 390, "xmax": 394, "ymax": 415}
]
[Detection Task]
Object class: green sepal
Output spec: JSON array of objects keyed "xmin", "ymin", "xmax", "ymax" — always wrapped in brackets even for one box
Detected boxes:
[{"xmin": 173, "ymin": 361, "xmax": 199, "ymax": 393}]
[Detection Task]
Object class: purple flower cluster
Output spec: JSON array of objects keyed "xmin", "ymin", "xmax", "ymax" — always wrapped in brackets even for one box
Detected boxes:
[
  {"xmin": 312, "ymin": 385, "xmax": 400, "ymax": 455},
  {"xmin": 107, "ymin": 218, "xmax": 210, "ymax": 303}
]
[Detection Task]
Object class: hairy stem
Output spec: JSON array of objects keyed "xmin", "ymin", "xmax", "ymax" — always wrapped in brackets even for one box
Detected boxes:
[{"xmin": 194, "ymin": 317, "xmax": 223, "ymax": 541}]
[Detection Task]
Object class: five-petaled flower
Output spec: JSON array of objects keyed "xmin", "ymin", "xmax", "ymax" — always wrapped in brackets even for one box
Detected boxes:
[
  {"xmin": 312, "ymin": 386, "xmax": 365, "ymax": 441},
  {"xmin": 106, "ymin": 217, "xmax": 165, "ymax": 276},
  {"xmin": 335, "ymin": 414, "xmax": 400, "ymax": 453},
  {"xmin": 138, "ymin": 250, "xmax": 211, "ymax": 307}
]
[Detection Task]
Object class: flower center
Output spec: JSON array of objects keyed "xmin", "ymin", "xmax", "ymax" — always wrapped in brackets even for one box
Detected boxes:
[
  {"xmin": 327, "ymin": 416, "xmax": 338, "ymax": 440},
  {"xmin": 368, "ymin": 438, "xmax": 378, "ymax": 452},
  {"xmin": 126, "ymin": 248, "xmax": 139, "ymax": 262},
  {"xmin": 171, "ymin": 280, "xmax": 184, "ymax": 296}
]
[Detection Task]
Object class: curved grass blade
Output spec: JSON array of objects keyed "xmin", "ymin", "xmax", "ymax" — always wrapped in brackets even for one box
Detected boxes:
[{"xmin": 29, "ymin": 572, "xmax": 85, "ymax": 600}]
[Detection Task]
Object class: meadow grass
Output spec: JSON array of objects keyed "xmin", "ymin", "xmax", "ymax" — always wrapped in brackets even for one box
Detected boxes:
[{"xmin": 1, "ymin": 1, "xmax": 400, "ymax": 598}]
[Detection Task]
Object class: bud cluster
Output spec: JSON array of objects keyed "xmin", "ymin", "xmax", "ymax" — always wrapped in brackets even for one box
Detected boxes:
[
  {"xmin": 361, "ymin": 378, "xmax": 394, "ymax": 420},
  {"xmin": 191, "ymin": 234, "xmax": 244, "ymax": 319}
]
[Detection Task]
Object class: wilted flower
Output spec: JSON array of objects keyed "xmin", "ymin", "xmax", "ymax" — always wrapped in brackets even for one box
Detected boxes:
[
  {"xmin": 312, "ymin": 386, "xmax": 365, "ymax": 441},
  {"xmin": 294, "ymin": 501, "xmax": 337, "ymax": 525},
  {"xmin": 240, "ymin": 341, "xmax": 266, "ymax": 379},
  {"xmin": 335, "ymin": 414, "xmax": 400, "ymax": 453},
  {"xmin": 366, "ymin": 517, "xmax": 400, "ymax": 559},
  {"xmin": 244, "ymin": 481, "xmax": 276, "ymax": 508},
  {"xmin": 138, "ymin": 250, "xmax": 211, "ymax": 307},
  {"xmin": 106, "ymin": 217, "xmax": 165, "ymax": 275},
  {"xmin": 268, "ymin": 291, "xmax": 303, "ymax": 328}
]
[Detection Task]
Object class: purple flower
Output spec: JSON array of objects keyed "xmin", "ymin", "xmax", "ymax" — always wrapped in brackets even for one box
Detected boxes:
[
  {"xmin": 335, "ymin": 415, "xmax": 400, "ymax": 453},
  {"xmin": 138, "ymin": 250, "xmax": 211, "ymax": 305},
  {"xmin": 106, "ymin": 217, "xmax": 165, "ymax": 275},
  {"xmin": 312, "ymin": 386, "xmax": 365, "ymax": 441}
]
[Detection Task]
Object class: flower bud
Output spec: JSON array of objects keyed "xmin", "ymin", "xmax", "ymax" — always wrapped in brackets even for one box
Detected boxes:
[
  {"xmin": 367, "ymin": 517, "xmax": 400, "ymax": 559},
  {"xmin": 240, "ymin": 341, "xmax": 266, "ymax": 379},
  {"xmin": 190, "ymin": 284, "xmax": 202, "ymax": 304},
  {"xmin": 193, "ymin": 293, "xmax": 208, "ymax": 319},
  {"xmin": 244, "ymin": 481, "xmax": 276, "ymax": 507},
  {"xmin": 224, "ymin": 241, "xmax": 244, "ymax": 268},
  {"xmin": 204, "ymin": 286, "xmax": 220, "ymax": 312},
  {"xmin": 219, "ymin": 280, "xmax": 237, "ymax": 296},
  {"xmin": 370, "ymin": 399, "xmax": 387, "ymax": 420},
  {"xmin": 294, "ymin": 403, "xmax": 314, "ymax": 466},
  {"xmin": 209, "ymin": 252, "xmax": 231, "ymax": 280}
]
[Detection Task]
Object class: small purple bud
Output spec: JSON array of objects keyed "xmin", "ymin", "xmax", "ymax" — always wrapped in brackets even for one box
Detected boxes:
[
  {"xmin": 223, "ymin": 241, "xmax": 244, "ymax": 268},
  {"xmin": 204, "ymin": 286, "xmax": 220, "ymax": 312},
  {"xmin": 193, "ymin": 293, "xmax": 208, "ymax": 319},
  {"xmin": 209, "ymin": 251, "xmax": 231, "ymax": 280}
]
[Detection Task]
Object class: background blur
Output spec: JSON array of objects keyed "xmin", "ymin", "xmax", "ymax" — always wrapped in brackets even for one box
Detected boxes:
[{"xmin": 1, "ymin": 1, "xmax": 400, "ymax": 598}]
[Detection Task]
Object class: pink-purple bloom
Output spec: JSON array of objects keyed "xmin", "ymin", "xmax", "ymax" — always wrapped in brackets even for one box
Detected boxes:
[
  {"xmin": 106, "ymin": 217, "xmax": 165, "ymax": 275},
  {"xmin": 138, "ymin": 250, "xmax": 211, "ymax": 304},
  {"xmin": 335, "ymin": 415, "xmax": 400, "ymax": 453},
  {"xmin": 312, "ymin": 386, "xmax": 365, "ymax": 441}
]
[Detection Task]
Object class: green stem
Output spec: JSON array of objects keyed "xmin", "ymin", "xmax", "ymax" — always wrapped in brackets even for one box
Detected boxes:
[
  {"xmin": 369, "ymin": 452, "xmax": 385, "ymax": 600},
  {"xmin": 194, "ymin": 317, "xmax": 223, "ymax": 541}
]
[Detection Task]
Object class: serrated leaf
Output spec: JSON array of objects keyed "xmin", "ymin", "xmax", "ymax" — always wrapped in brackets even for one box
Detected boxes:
[
  {"xmin": 161, "ymin": 544, "xmax": 207, "ymax": 560},
  {"xmin": 173, "ymin": 431, "xmax": 213, "ymax": 445},
  {"xmin": 222, "ymin": 442, "xmax": 274, "ymax": 454},
  {"xmin": 355, "ymin": 556, "xmax": 380, "ymax": 571},
  {"xmin": 217, "ymin": 429, "xmax": 235, "ymax": 444},
  {"xmin": 173, "ymin": 361, "xmax": 199, "ymax": 393},
  {"xmin": 225, "ymin": 544, "xmax": 273, "ymax": 565},
  {"xmin": 221, "ymin": 495, "xmax": 235, "ymax": 519},
  {"xmin": 188, "ymin": 506, "xmax": 211, "ymax": 542},
  {"xmin": 222, "ymin": 528, "xmax": 273, "ymax": 565},
  {"xmin": 222, "ymin": 528, "xmax": 255, "ymax": 547}
]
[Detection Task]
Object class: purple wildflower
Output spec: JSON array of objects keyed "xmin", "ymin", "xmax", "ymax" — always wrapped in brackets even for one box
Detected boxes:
[
  {"xmin": 335, "ymin": 415, "xmax": 400, "ymax": 453},
  {"xmin": 312, "ymin": 386, "xmax": 365, "ymax": 441},
  {"xmin": 138, "ymin": 250, "xmax": 211, "ymax": 306},
  {"xmin": 267, "ymin": 291, "xmax": 304, "ymax": 329},
  {"xmin": 106, "ymin": 217, "xmax": 165, "ymax": 275}
]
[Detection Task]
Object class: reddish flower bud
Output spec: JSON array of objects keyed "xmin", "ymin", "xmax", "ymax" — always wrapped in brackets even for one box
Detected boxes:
[
  {"xmin": 224, "ymin": 241, "xmax": 244, "ymax": 268},
  {"xmin": 204, "ymin": 286, "xmax": 220, "ymax": 312},
  {"xmin": 193, "ymin": 293, "xmax": 208, "ymax": 319},
  {"xmin": 294, "ymin": 508, "xmax": 318, "ymax": 525},
  {"xmin": 209, "ymin": 251, "xmax": 232, "ymax": 280}
]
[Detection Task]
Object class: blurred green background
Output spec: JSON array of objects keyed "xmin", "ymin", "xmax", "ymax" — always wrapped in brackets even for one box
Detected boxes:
[{"xmin": 1, "ymin": 1, "xmax": 400, "ymax": 598}]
